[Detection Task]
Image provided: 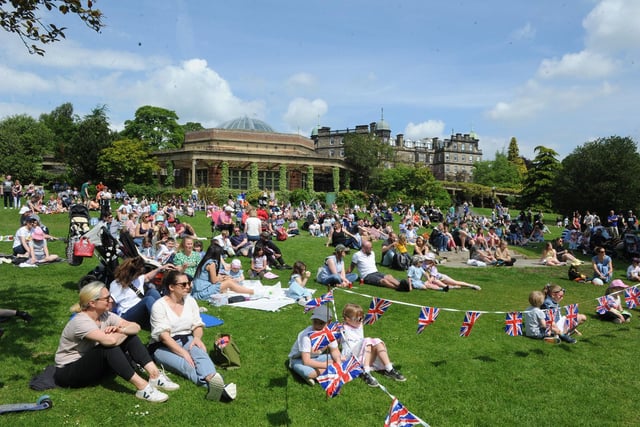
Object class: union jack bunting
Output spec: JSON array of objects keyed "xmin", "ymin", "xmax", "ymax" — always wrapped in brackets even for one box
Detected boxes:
[
  {"xmin": 364, "ymin": 297, "xmax": 392, "ymax": 325},
  {"xmin": 563, "ymin": 304, "xmax": 579, "ymax": 331},
  {"xmin": 625, "ymin": 287, "xmax": 640, "ymax": 309},
  {"xmin": 384, "ymin": 398, "xmax": 425, "ymax": 427},
  {"xmin": 504, "ymin": 312, "xmax": 523, "ymax": 336},
  {"xmin": 595, "ymin": 295, "xmax": 612, "ymax": 315},
  {"xmin": 459, "ymin": 311, "xmax": 482, "ymax": 337},
  {"xmin": 309, "ymin": 321, "xmax": 343, "ymax": 352},
  {"xmin": 303, "ymin": 290, "xmax": 334, "ymax": 313},
  {"xmin": 316, "ymin": 355, "xmax": 362, "ymax": 398},
  {"xmin": 544, "ymin": 308, "xmax": 557, "ymax": 335},
  {"xmin": 417, "ymin": 306, "xmax": 440, "ymax": 334}
]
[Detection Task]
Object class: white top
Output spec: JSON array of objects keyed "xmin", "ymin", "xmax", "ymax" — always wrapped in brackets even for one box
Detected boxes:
[
  {"xmin": 245, "ymin": 217, "xmax": 262, "ymax": 236},
  {"xmin": 288, "ymin": 325, "xmax": 338, "ymax": 359},
  {"xmin": 13, "ymin": 225, "xmax": 31, "ymax": 249},
  {"xmin": 150, "ymin": 295, "xmax": 203, "ymax": 343},
  {"xmin": 351, "ymin": 249, "xmax": 378, "ymax": 277},
  {"xmin": 109, "ymin": 275, "xmax": 145, "ymax": 316}
]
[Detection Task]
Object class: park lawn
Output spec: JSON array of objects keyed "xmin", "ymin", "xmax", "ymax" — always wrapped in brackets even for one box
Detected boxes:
[{"xmin": 0, "ymin": 207, "xmax": 638, "ymax": 426}]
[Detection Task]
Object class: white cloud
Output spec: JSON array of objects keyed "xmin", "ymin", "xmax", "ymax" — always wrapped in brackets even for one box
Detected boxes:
[
  {"xmin": 285, "ymin": 72, "xmax": 317, "ymax": 90},
  {"xmin": 282, "ymin": 98, "xmax": 328, "ymax": 132},
  {"xmin": 537, "ymin": 50, "xmax": 617, "ymax": 80},
  {"xmin": 403, "ymin": 120, "xmax": 445, "ymax": 140},
  {"xmin": 583, "ymin": 0, "xmax": 640, "ymax": 53},
  {"xmin": 0, "ymin": 65, "xmax": 51, "ymax": 93},
  {"xmin": 511, "ymin": 23, "xmax": 536, "ymax": 41},
  {"xmin": 127, "ymin": 58, "xmax": 265, "ymax": 127}
]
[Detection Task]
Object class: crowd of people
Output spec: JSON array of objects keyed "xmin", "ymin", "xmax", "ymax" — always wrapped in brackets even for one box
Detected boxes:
[{"xmin": 6, "ymin": 184, "xmax": 640, "ymax": 401}]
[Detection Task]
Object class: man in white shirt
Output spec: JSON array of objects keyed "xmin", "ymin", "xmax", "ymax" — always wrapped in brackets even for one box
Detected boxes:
[{"xmin": 349, "ymin": 240, "xmax": 401, "ymax": 289}]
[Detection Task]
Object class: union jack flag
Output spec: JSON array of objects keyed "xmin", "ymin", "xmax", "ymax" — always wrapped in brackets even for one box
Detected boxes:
[
  {"xmin": 459, "ymin": 311, "xmax": 482, "ymax": 337},
  {"xmin": 303, "ymin": 290, "xmax": 334, "ymax": 313},
  {"xmin": 504, "ymin": 312, "xmax": 523, "ymax": 336},
  {"xmin": 625, "ymin": 287, "xmax": 640, "ymax": 309},
  {"xmin": 316, "ymin": 355, "xmax": 362, "ymax": 398},
  {"xmin": 417, "ymin": 306, "xmax": 440, "ymax": 334},
  {"xmin": 364, "ymin": 297, "xmax": 392, "ymax": 325},
  {"xmin": 563, "ymin": 304, "xmax": 579, "ymax": 331},
  {"xmin": 544, "ymin": 308, "xmax": 557, "ymax": 335},
  {"xmin": 595, "ymin": 295, "xmax": 613, "ymax": 314},
  {"xmin": 384, "ymin": 398, "xmax": 424, "ymax": 427},
  {"xmin": 309, "ymin": 321, "xmax": 343, "ymax": 352}
]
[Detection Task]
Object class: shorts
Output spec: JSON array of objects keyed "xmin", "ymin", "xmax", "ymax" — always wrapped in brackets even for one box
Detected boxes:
[
  {"xmin": 289, "ymin": 354, "xmax": 332, "ymax": 378},
  {"xmin": 364, "ymin": 272, "xmax": 385, "ymax": 286}
]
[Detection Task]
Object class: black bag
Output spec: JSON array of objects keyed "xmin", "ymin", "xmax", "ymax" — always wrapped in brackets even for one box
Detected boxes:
[
  {"xmin": 211, "ymin": 334, "xmax": 241, "ymax": 369},
  {"xmin": 392, "ymin": 252, "xmax": 410, "ymax": 271}
]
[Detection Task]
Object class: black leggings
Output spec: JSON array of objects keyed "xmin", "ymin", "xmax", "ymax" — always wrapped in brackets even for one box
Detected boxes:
[{"xmin": 54, "ymin": 335, "xmax": 152, "ymax": 388}]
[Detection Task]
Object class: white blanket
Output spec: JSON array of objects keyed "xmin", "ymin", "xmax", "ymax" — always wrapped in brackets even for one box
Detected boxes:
[{"xmin": 221, "ymin": 281, "xmax": 316, "ymax": 312}]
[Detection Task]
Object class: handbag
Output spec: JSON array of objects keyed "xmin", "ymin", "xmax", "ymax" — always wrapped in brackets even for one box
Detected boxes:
[
  {"xmin": 211, "ymin": 334, "xmax": 241, "ymax": 369},
  {"xmin": 73, "ymin": 237, "xmax": 95, "ymax": 257}
]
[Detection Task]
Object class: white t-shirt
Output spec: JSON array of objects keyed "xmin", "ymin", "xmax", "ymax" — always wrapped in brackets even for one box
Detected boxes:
[
  {"xmin": 245, "ymin": 217, "xmax": 262, "ymax": 236},
  {"xmin": 13, "ymin": 225, "xmax": 31, "ymax": 249},
  {"xmin": 351, "ymin": 249, "xmax": 378, "ymax": 278},
  {"xmin": 150, "ymin": 296, "xmax": 203, "ymax": 344},
  {"xmin": 109, "ymin": 275, "xmax": 145, "ymax": 316},
  {"xmin": 288, "ymin": 325, "xmax": 338, "ymax": 359}
]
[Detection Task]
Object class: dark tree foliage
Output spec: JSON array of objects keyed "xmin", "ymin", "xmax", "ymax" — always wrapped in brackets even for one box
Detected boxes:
[
  {"xmin": 343, "ymin": 132, "xmax": 393, "ymax": 191},
  {"xmin": 122, "ymin": 106, "xmax": 184, "ymax": 150},
  {"xmin": 519, "ymin": 146, "xmax": 560, "ymax": 211},
  {"xmin": 0, "ymin": 0, "xmax": 104, "ymax": 55},
  {"xmin": 472, "ymin": 151, "xmax": 521, "ymax": 188},
  {"xmin": 0, "ymin": 114, "xmax": 53, "ymax": 181},
  {"xmin": 65, "ymin": 105, "xmax": 112, "ymax": 183},
  {"xmin": 553, "ymin": 136, "xmax": 640, "ymax": 216},
  {"xmin": 39, "ymin": 102, "xmax": 78, "ymax": 161}
]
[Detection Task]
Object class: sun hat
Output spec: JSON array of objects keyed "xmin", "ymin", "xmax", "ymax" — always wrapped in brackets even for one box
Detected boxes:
[
  {"xmin": 224, "ymin": 205, "xmax": 234, "ymax": 212},
  {"xmin": 424, "ymin": 253, "xmax": 436, "ymax": 262},
  {"xmin": 231, "ymin": 259, "xmax": 242, "ymax": 269},
  {"xmin": 609, "ymin": 279, "xmax": 628, "ymax": 289},
  {"xmin": 310, "ymin": 307, "xmax": 331, "ymax": 323},
  {"xmin": 31, "ymin": 227, "xmax": 45, "ymax": 241}
]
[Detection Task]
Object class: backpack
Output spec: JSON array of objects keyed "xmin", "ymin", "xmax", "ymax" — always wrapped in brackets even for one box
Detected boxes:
[
  {"xmin": 392, "ymin": 252, "xmax": 410, "ymax": 271},
  {"xmin": 211, "ymin": 334, "xmax": 241, "ymax": 369},
  {"xmin": 276, "ymin": 228, "xmax": 288, "ymax": 241},
  {"xmin": 568, "ymin": 265, "xmax": 587, "ymax": 282}
]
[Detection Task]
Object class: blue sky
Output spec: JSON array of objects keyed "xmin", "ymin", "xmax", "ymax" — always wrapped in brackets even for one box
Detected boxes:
[{"xmin": 1, "ymin": 0, "xmax": 639, "ymax": 160}]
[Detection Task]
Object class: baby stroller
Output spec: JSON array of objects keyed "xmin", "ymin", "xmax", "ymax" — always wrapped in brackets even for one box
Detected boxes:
[
  {"xmin": 623, "ymin": 232, "xmax": 640, "ymax": 261},
  {"xmin": 66, "ymin": 204, "xmax": 91, "ymax": 266},
  {"xmin": 76, "ymin": 221, "xmax": 121, "ymax": 289}
]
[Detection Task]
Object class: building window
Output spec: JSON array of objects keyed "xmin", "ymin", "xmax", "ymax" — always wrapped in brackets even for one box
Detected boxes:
[
  {"xmin": 454, "ymin": 155, "xmax": 458, "ymax": 161},
  {"xmin": 461, "ymin": 155, "xmax": 466, "ymax": 162},
  {"xmin": 339, "ymin": 138, "xmax": 344, "ymax": 145},
  {"xmin": 196, "ymin": 169, "xmax": 208, "ymax": 186},
  {"xmin": 453, "ymin": 143, "xmax": 457, "ymax": 150},
  {"xmin": 258, "ymin": 170, "xmax": 278, "ymax": 190},
  {"xmin": 461, "ymin": 144, "xmax": 465, "ymax": 151},
  {"xmin": 230, "ymin": 169, "xmax": 249, "ymax": 190},
  {"xmin": 329, "ymin": 150, "xmax": 335, "ymax": 157},
  {"xmin": 469, "ymin": 156, "xmax": 473, "ymax": 162},
  {"xmin": 330, "ymin": 137, "xmax": 334, "ymax": 145},
  {"xmin": 340, "ymin": 149, "xmax": 345, "ymax": 157},
  {"xmin": 445, "ymin": 154, "xmax": 450, "ymax": 161}
]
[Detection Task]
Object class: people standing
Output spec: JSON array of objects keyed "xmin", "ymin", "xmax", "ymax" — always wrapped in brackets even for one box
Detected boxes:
[{"xmin": 3, "ymin": 174, "xmax": 13, "ymax": 208}]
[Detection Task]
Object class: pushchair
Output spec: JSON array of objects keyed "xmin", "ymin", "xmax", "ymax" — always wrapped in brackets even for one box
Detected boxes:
[
  {"xmin": 65, "ymin": 204, "xmax": 91, "ymax": 266},
  {"xmin": 623, "ymin": 232, "xmax": 640, "ymax": 260}
]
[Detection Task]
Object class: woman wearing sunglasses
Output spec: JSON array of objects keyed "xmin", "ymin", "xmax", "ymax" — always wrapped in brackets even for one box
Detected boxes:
[
  {"xmin": 541, "ymin": 284, "xmax": 587, "ymax": 344},
  {"xmin": 149, "ymin": 270, "xmax": 236, "ymax": 402},
  {"xmin": 54, "ymin": 281, "xmax": 178, "ymax": 402}
]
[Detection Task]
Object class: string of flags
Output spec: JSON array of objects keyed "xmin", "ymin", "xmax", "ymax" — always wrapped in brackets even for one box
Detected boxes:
[{"xmin": 300, "ymin": 285, "xmax": 640, "ymax": 426}]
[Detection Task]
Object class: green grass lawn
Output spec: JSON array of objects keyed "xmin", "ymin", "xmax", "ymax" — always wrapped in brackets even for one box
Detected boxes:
[{"xmin": 0, "ymin": 206, "xmax": 638, "ymax": 426}]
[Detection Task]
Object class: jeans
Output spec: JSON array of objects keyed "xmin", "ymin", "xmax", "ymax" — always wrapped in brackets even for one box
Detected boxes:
[
  {"xmin": 152, "ymin": 335, "xmax": 216, "ymax": 386},
  {"xmin": 289, "ymin": 354, "xmax": 332, "ymax": 379},
  {"xmin": 121, "ymin": 289, "xmax": 161, "ymax": 330},
  {"xmin": 321, "ymin": 273, "xmax": 358, "ymax": 286}
]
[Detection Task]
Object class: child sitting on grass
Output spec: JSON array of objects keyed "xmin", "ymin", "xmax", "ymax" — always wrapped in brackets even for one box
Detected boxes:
[
  {"xmin": 250, "ymin": 246, "xmax": 268, "ymax": 279},
  {"xmin": 341, "ymin": 303, "xmax": 406, "ymax": 387},
  {"xmin": 287, "ymin": 307, "xmax": 341, "ymax": 386},
  {"xmin": 597, "ymin": 280, "xmax": 632, "ymax": 324},
  {"xmin": 286, "ymin": 261, "xmax": 313, "ymax": 305},
  {"xmin": 406, "ymin": 255, "xmax": 449, "ymax": 291},
  {"xmin": 524, "ymin": 290, "xmax": 561, "ymax": 343},
  {"xmin": 225, "ymin": 258, "xmax": 245, "ymax": 283}
]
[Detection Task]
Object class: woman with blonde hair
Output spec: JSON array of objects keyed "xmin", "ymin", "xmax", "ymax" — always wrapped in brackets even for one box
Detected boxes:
[
  {"xmin": 540, "ymin": 242, "xmax": 565, "ymax": 266},
  {"xmin": 54, "ymin": 281, "xmax": 178, "ymax": 402}
]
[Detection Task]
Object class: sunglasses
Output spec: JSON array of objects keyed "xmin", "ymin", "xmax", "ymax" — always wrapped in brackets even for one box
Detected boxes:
[
  {"xmin": 173, "ymin": 281, "xmax": 192, "ymax": 288},
  {"xmin": 552, "ymin": 288, "xmax": 566, "ymax": 294}
]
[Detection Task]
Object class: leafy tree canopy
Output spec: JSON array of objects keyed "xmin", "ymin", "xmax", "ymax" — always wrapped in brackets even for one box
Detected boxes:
[
  {"xmin": 122, "ymin": 105, "xmax": 184, "ymax": 150},
  {"xmin": 0, "ymin": 0, "xmax": 104, "ymax": 55},
  {"xmin": 519, "ymin": 146, "xmax": 560, "ymax": 211},
  {"xmin": 97, "ymin": 138, "xmax": 158, "ymax": 187},
  {"xmin": 553, "ymin": 136, "xmax": 640, "ymax": 216},
  {"xmin": 472, "ymin": 151, "xmax": 522, "ymax": 188},
  {"xmin": 507, "ymin": 136, "xmax": 527, "ymax": 177},
  {"xmin": 0, "ymin": 114, "xmax": 53, "ymax": 181},
  {"xmin": 65, "ymin": 105, "xmax": 112, "ymax": 183},
  {"xmin": 372, "ymin": 164, "xmax": 451, "ymax": 208},
  {"xmin": 39, "ymin": 102, "xmax": 78, "ymax": 160},
  {"xmin": 182, "ymin": 121, "xmax": 205, "ymax": 133},
  {"xmin": 343, "ymin": 132, "xmax": 393, "ymax": 191}
]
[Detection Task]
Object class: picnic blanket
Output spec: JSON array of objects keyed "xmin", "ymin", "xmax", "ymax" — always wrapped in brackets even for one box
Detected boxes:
[{"xmin": 219, "ymin": 281, "xmax": 316, "ymax": 312}]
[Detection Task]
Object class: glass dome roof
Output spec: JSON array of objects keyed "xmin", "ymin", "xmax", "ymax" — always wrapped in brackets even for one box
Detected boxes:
[{"xmin": 218, "ymin": 116, "xmax": 275, "ymax": 133}]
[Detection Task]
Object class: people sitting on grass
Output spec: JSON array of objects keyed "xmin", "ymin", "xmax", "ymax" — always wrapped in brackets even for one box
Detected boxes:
[
  {"xmin": 406, "ymin": 255, "xmax": 449, "ymax": 291},
  {"xmin": 626, "ymin": 257, "xmax": 640, "ymax": 282},
  {"xmin": 12, "ymin": 215, "xmax": 37, "ymax": 257},
  {"xmin": 524, "ymin": 290, "xmax": 563, "ymax": 343},
  {"xmin": 540, "ymin": 242, "xmax": 565, "ymax": 266},
  {"xmin": 596, "ymin": 280, "xmax": 632, "ymax": 324},
  {"xmin": 286, "ymin": 261, "xmax": 313, "ymax": 305},
  {"xmin": 469, "ymin": 238, "xmax": 498, "ymax": 265},
  {"xmin": 27, "ymin": 226, "xmax": 61, "ymax": 264},
  {"xmin": 149, "ymin": 271, "xmax": 236, "ymax": 402},
  {"xmin": 423, "ymin": 253, "xmax": 481, "ymax": 290},
  {"xmin": 191, "ymin": 245, "xmax": 256, "ymax": 301},
  {"xmin": 287, "ymin": 306, "xmax": 342, "ymax": 386},
  {"xmin": 229, "ymin": 227, "xmax": 252, "ymax": 257},
  {"xmin": 349, "ymin": 240, "xmax": 405, "ymax": 290},
  {"xmin": 316, "ymin": 244, "xmax": 358, "ymax": 288},
  {"xmin": 541, "ymin": 284, "xmax": 587, "ymax": 343},
  {"xmin": 494, "ymin": 240, "xmax": 516, "ymax": 266},
  {"xmin": 340, "ymin": 303, "xmax": 406, "ymax": 387},
  {"xmin": 552, "ymin": 237, "xmax": 581, "ymax": 264},
  {"xmin": 255, "ymin": 231, "xmax": 292, "ymax": 270},
  {"xmin": 591, "ymin": 246, "xmax": 613, "ymax": 283},
  {"xmin": 54, "ymin": 281, "xmax": 178, "ymax": 403}
]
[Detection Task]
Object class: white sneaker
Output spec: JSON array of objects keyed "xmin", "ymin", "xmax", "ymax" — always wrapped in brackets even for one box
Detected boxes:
[
  {"xmin": 222, "ymin": 383, "xmax": 237, "ymax": 401},
  {"xmin": 206, "ymin": 372, "xmax": 225, "ymax": 401},
  {"xmin": 150, "ymin": 370, "xmax": 180, "ymax": 391},
  {"xmin": 461, "ymin": 247, "xmax": 469, "ymax": 252},
  {"xmin": 135, "ymin": 384, "xmax": 169, "ymax": 403}
]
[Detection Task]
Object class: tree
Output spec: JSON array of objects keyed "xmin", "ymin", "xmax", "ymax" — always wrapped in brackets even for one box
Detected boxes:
[
  {"xmin": 66, "ymin": 105, "xmax": 112, "ymax": 183},
  {"xmin": 97, "ymin": 139, "xmax": 158, "ymax": 186},
  {"xmin": 39, "ymin": 102, "xmax": 77, "ymax": 161},
  {"xmin": 373, "ymin": 164, "xmax": 450, "ymax": 207},
  {"xmin": 520, "ymin": 146, "xmax": 560, "ymax": 211},
  {"xmin": 0, "ymin": 114, "xmax": 53, "ymax": 181},
  {"xmin": 472, "ymin": 151, "xmax": 522, "ymax": 188},
  {"xmin": 182, "ymin": 122, "xmax": 205, "ymax": 133},
  {"xmin": 122, "ymin": 106, "xmax": 184, "ymax": 150},
  {"xmin": 0, "ymin": 0, "xmax": 104, "ymax": 55},
  {"xmin": 507, "ymin": 137, "xmax": 527, "ymax": 177},
  {"xmin": 553, "ymin": 136, "xmax": 640, "ymax": 215},
  {"xmin": 343, "ymin": 132, "xmax": 393, "ymax": 191}
]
